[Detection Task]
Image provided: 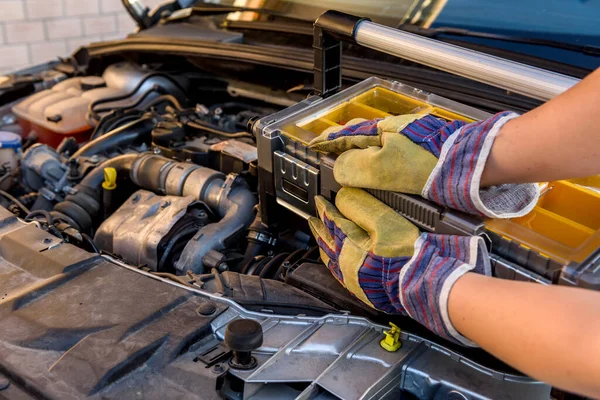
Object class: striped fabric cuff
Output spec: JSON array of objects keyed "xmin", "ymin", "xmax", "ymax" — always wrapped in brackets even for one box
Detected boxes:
[
  {"xmin": 398, "ymin": 233, "xmax": 491, "ymax": 346},
  {"xmin": 422, "ymin": 112, "xmax": 540, "ymax": 218}
]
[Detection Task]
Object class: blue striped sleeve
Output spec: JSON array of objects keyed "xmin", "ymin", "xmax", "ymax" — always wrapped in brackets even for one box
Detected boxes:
[
  {"xmin": 398, "ymin": 233, "xmax": 491, "ymax": 346},
  {"xmin": 354, "ymin": 232, "xmax": 491, "ymax": 346},
  {"xmin": 400, "ymin": 115, "xmax": 468, "ymax": 158},
  {"xmin": 422, "ymin": 112, "xmax": 540, "ymax": 218}
]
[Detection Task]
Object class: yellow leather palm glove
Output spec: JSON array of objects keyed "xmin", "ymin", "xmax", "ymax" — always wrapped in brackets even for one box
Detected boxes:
[
  {"xmin": 309, "ymin": 187, "xmax": 490, "ymax": 346},
  {"xmin": 309, "ymin": 112, "xmax": 540, "ymax": 219},
  {"xmin": 310, "ymin": 115, "xmax": 437, "ymax": 194}
]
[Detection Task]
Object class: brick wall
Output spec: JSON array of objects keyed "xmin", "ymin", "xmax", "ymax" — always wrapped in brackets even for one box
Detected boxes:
[{"xmin": 0, "ymin": 0, "xmax": 165, "ymax": 74}]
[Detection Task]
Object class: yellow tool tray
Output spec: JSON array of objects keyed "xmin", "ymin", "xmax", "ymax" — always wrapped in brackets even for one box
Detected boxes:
[
  {"xmin": 487, "ymin": 181, "xmax": 600, "ymax": 265},
  {"xmin": 289, "ymin": 87, "xmax": 475, "ymax": 145}
]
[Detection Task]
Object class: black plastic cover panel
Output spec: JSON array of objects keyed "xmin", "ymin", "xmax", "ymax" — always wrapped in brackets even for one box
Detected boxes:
[{"xmin": 0, "ymin": 207, "xmax": 225, "ymax": 399}]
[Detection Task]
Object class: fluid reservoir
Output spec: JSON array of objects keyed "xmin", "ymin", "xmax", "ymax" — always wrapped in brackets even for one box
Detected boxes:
[{"xmin": 0, "ymin": 131, "xmax": 22, "ymax": 190}]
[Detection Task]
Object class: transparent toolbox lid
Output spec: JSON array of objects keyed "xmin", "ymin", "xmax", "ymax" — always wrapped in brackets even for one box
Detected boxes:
[{"xmin": 271, "ymin": 77, "xmax": 490, "ymax": 146}]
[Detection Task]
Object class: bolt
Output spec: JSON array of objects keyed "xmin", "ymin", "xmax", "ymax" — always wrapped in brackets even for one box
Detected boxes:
[
  {"xmin": 153, "ymin": 147, "xmax": 161, "ymax": 154},
  {"xmin": 197, "ymin": 302, "xmax": 217, "ymax": 316},
  {"xmin": 211, "ymin": 364, "xmax": 225, "ymax": 374},
  {"xmin": 216, "ymin": 262, "xmax": 228, "ymax": 273},
  {"xmin": 90, "ymin": 155, "xmax": 100, "ymax": 163}
]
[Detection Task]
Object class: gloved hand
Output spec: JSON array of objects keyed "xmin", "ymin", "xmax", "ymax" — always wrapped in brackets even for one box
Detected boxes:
[
  {"xmin": 309, "ymin": 187, "xmax": 490, "ymax": 346},
  {"xmin": 309, "ymin": 112, "xmax": 539, "ymax": 218}
]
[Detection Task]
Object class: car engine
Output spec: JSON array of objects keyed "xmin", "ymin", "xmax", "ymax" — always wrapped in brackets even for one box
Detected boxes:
[{"xmin": 0, "ymin": 9, "xmax": 589, "ymax": 397}]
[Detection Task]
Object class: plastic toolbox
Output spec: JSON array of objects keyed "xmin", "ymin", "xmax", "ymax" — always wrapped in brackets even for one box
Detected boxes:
[{"xmin": 254, "ymin": 77, "xmax": 600, "ymax": 290}]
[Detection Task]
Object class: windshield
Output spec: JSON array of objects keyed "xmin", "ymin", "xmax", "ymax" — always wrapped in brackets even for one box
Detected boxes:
[
  {"xmin": 199, "ymin": 0, "xmax": 600, "ymax": 70},
  {"xmin": 204, "ymin": 0, "xmax": 446, "ymax": 27}
]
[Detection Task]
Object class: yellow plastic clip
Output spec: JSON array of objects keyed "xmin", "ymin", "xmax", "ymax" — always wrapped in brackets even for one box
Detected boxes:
[
  {"xmin": 102, "ymin": 167, "xmax": 117, "ymax": 190},
  {"xmin": 380, "ymin": 322, "xmax": 402, "ymax": 352}
]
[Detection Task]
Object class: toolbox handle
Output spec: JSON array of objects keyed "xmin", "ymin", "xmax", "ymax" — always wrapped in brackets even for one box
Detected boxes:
[{"xmin": 314, "ymin": 10, "xmax": 580, "ymax": 101}]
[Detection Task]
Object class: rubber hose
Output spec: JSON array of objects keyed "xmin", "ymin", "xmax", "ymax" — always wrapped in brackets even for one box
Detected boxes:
[
  {"xmin": 70, "ymin": 116, "xmax": 155, "ymax": 161},
  {"xmin": 241, "ymin": 209, "xmax": 272, "ymax": 267},
  {"xmin": 258, "ymin": 252, "xmax": 290, "ymax": 278},
  {"xmin": 52, "ymin": 154, "xmax": 138, "ymax": 233}
]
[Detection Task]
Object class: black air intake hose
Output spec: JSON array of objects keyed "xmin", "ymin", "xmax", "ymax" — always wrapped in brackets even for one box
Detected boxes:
[
  {"xmin": 53, "ymin": 154, "xmax": 138, "ymax": 233},
  {"xmin": 69, "ymin": 116, "xmax": 156, "ymax": 161},
  {"xmin": 241, "ymin": 208, "xmax": 275, "ymax": 268}
]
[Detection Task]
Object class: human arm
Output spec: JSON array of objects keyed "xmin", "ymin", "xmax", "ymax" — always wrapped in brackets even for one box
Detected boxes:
[
  {"xmin": 481, "ymin": 67, "xmax": 600, "ymax": 187},
  {"xmin": 449, "ymin": 273, "xmax": 600, "ymax": 398},
  {"xmin": 308, "ymin": 68, "xmax": 600, "ymax": 397}
]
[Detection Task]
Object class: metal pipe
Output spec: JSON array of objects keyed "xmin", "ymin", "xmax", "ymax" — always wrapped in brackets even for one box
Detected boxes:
[
  {"xmin": 129, "ymin": 154, "xmax": 257, "ymax": 274},
  {"xmin": 354, "ymin": 21, "xmax": 580, "ymax": 101},
  {"xmin": 175, "ymin": 175, "xmax": 257, "ymax": 274}
]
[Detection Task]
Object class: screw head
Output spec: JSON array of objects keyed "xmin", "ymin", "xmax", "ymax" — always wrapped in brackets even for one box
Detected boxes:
[
  {"xmin": 211, "ymin": 364, "xmax": 225, "ymax": 374},
  {"xmin": 197, "ymin": 302, "xmax": 217, "ymax": 316},
  {"xmin": 216, "ymin": 262, "xmax": 228, "ymax": 273}
]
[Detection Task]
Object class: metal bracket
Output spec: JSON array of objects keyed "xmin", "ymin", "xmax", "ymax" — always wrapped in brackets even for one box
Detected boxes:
[{"xmin": 313, "ymin": 10, "xmax": 370, "ymax": 97}]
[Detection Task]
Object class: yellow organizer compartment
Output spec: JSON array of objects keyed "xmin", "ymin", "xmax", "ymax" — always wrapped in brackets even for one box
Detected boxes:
[
  {"xmin": 486, "ymin": 181, "xmax": 600, "ymax": 264},
  {"xmin": 291, "ymin": 86, "xmax": 475, "ymax": 142}
]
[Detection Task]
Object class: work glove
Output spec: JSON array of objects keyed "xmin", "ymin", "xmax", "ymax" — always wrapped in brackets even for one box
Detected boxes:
[
  {"xmin": 309, "ymin": 112, "xmax": 539, "ymax": 218},
  {"xmin": 309, "ymin": 187, "xmax": 489, "ymax": 346}
]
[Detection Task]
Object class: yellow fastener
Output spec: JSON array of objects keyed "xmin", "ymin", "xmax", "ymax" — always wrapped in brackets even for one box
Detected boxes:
[
  {"xmin": 380, "ymin": 322, "xmax": 402, "ymax": 352},
  {"xmin": 102, "ymin": 167, "xmax": 117, "ymax": 190}
]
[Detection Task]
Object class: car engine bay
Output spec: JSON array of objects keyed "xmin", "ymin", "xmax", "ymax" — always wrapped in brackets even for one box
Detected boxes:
[{"xmin": 0, "ymin": 7, "xmax": 594, "ymax": 399}]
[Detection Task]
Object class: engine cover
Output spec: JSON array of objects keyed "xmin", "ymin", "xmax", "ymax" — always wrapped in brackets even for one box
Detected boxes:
[{"xmin": 12, "ymin": 63, "xmax": 183, "ymax": 147}]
